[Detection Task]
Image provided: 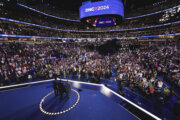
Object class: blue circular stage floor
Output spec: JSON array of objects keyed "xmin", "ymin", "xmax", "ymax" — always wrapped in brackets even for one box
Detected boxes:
[{"xmin": 0, "ymin": 82, "xmax": 138, "ymax": 120}]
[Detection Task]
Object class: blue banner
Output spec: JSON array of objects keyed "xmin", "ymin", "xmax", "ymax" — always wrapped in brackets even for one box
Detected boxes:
[
  {"xmin": 0, "ymin": 33, "xmax": 179, "ymax": 39},
  {"xmin": 96, "ymin": 17, "xmax": 115, "ymax": 27},
  {"xmin": 0, "ymin": 34, "xmax": 60, "ymax": 39}
]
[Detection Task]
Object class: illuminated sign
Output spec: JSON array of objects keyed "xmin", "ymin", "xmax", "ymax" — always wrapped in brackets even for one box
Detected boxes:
[
  {"xmin": 85, "ymin": 5, "xmax": 110, "ymax": 12},
  {"xmin": 79, "ymin": 0, "xmax": 124, "ymax": 19}
]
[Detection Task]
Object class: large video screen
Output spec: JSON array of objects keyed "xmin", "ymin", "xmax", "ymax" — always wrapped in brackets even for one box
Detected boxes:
[
  {"xmin": 94, "ymin": 17, "xmax": 116, "ymax": 27},
  {"xmin": 79, "ymin": 0, "xmax": 124, "ymax": 19}
]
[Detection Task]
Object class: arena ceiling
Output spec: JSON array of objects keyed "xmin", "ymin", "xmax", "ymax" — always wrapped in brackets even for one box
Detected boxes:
[{"xmin": 19, "ymin": 0, "xmax": 168, "ymax": 13}]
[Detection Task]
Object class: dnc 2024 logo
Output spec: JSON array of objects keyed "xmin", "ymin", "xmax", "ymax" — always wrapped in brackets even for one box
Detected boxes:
[{"xmin": 85, "ymin": 5, "xmax": 110, "ymax": 12}]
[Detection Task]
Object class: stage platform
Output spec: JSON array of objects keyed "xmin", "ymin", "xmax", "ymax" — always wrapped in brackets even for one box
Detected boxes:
[{"xmin": 0, "ymin": 79, "xmax": 160, "ymax": 120}]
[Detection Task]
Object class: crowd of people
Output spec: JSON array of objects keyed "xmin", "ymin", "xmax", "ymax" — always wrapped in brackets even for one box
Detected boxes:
[
  {"xmin": 0, "ymin": 41, "xmax": 179, "ymax": 90},
  {"xmin": 0, "ymin": 40, "xmax": 179, "ymax": 119},
  {"xmin": 125, "ymin": 0, "xmax": 179, "ymax": 17},
  {"xmin": 0, "ymin": 20, "xmax": 179, "ymax": 40},
  {"xmin": 0, "ymin": 21, "xmax": 63, "ymax": 37}
]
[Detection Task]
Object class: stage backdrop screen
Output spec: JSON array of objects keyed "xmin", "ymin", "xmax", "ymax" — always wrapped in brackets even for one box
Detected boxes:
[{"xmin": 79, "ymin": 0, "xmax": 124, "ymax": 19}]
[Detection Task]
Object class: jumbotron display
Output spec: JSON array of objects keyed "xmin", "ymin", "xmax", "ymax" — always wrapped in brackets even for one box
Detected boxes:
[{"xmin": 79, "ymin": 0, "xmax": 124, "ymax": 27}]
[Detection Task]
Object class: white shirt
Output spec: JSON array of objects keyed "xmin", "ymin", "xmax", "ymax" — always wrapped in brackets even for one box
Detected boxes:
[
  {"xmin": 139, "ymin": 73, "xmax": 143, "ymax": 78},
  {"xmin": 143, "ymin": 78, "xmax": 147, "ymax": 83},
  {"xmin": 150, "ymin": 78, "xmax": 155, "ymax": 83},
  {"xmin": 119, "ymin": 74, "xmax": 123, "ymax": 79},
  {"xmin": 158, "ymin": 81, "xmax": 163, "ymax": 88}
]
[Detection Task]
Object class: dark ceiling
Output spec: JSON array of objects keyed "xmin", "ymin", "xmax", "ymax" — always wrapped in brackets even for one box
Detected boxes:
[{"xmin": 22, "ymin": 0, "xmax": 167, "ymax": 13}]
